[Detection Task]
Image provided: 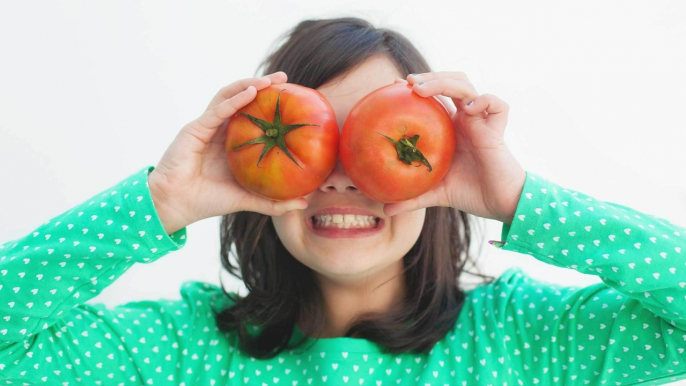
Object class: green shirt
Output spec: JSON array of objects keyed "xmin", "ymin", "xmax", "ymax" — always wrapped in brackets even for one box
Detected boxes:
[{"xmin": 1, "ymin": 165, "xmax": 685, "ymax": 386}]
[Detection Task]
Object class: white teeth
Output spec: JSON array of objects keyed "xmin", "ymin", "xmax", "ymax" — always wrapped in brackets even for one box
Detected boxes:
[{"xmin": 313, "ymin": 214, "xmax": 378, "ymax": 229}]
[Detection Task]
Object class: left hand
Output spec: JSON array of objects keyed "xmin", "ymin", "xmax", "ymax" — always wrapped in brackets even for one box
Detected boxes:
[{"xmin": 382, "ymin": 72, "xmax": 526, "ymax": 225}]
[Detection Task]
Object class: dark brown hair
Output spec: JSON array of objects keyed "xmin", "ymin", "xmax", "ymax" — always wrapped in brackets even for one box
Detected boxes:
[{"xmin": 214, "ymin": 17, "xmax": 495, "ymax": 359}]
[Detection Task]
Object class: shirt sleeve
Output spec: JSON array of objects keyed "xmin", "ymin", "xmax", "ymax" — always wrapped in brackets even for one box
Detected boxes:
[
  {"xmin": 0, "ymin": 166, "xmax": 222, "ymax": 384},
  {"xmin": 487, "ymin": 171, "xmax": 686, "ymax": 385}
]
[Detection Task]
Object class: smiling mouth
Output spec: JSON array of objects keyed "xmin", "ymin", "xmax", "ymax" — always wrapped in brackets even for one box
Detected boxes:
[{"xmin": 311, "ymin": 214, "xmax": 381, "ymax": 230}]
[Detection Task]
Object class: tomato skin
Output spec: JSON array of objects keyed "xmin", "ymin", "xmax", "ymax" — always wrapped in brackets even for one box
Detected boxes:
[
  {"xmin": 226, "ymin": 83, "xmax": 339, "ymax": 200},
  {"xmin": 340, "ymin": 83, "xmax": 456, "ymax": 203}
]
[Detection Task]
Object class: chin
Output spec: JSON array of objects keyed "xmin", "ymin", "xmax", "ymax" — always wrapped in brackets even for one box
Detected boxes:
[{"xmin": 307, "ymin": 249, "xmax": 386, "ymax": 275}]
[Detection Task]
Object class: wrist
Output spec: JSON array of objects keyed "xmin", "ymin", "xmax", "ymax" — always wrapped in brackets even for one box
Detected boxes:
[
  {"xmin": 495, "ymin": 169, "xmax": 526, "ymax": 225},
  {"xmin": 148, "ymin": 171, "xmax": 189, "ymax": 235}
]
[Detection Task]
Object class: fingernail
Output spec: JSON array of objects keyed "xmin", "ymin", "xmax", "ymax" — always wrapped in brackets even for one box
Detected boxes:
[{"xmin": 410, "ymin": 73, "xmax": 419, "ymax": 77}]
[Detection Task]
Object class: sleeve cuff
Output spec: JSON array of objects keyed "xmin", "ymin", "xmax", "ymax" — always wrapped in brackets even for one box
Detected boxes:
[
  {"xmin": 121, "ymin": 166, "xmax": 188, "ymax": 253},
  {"xmin": 490, "ymin": 170, "xmax": 545, "ymax": 249},
  {"xmin": 489, "ymin": 171, "xmax": 581, "ymax": 270}
]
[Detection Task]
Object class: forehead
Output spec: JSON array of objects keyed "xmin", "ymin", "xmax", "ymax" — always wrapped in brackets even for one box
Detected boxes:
[{"xmin": 316, "ymin": 55, "xmax": 404, "ymax": 129}]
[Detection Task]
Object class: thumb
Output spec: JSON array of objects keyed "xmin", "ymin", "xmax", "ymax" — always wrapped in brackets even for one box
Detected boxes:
[
  {"xmin": 382, "ymin": 189, "xmax": 443, "ymax": 217},
  {"xmin": 383, "ymin": 200, "xmax": 417, "ymax": 217},
  {"xmin": 242, "ymin": 194, "xmax": 309, "ymax": 217}
]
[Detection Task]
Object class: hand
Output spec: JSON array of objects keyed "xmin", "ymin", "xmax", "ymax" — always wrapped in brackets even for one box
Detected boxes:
[
  {"xmin": 382, "ymin": 72, "xmax": 526, "ymax": 225},
  {"xmin": 148, "ymin": 72, "xmax": 309, "ymax": 234}
]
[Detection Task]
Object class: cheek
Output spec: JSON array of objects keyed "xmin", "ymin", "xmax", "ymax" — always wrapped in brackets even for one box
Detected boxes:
[
  {"xmin": 271, "ymin": 213, "xmax": 306, "ymax": 255},
  {"xmin": 390, "ymin": 210, "xmax": 426, "ymax": 251}
]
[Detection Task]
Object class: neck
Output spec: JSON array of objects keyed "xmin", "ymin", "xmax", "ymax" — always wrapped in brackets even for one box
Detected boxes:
[{"xmin": 303, "ymin": 259, "xmax": 406, "ymax": 339}]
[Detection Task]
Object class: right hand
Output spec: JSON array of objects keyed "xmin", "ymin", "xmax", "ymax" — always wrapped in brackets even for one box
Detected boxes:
[{"xmin": 148, "ymin": 72, "xmax": 309, "ymax": 234}]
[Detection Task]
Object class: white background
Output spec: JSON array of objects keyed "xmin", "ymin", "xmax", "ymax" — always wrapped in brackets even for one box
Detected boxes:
[{"xmin": 1, "ymin": 2, "xmax": 685, "ymax": 376}]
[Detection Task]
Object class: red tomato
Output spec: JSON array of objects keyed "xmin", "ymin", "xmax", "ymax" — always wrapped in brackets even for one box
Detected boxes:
[
  {"xmin": 226, "ymin": 83, "xmax": 339, "ymax": 200},
  {"xmin": 340, "ymin": 83, "xmax": 456, "ymax": 203}
]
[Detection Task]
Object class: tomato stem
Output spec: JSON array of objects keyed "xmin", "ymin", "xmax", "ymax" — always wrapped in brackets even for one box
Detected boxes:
[
  {"xmin": 377, "ymin": 132, "xmax": 433, "ymax": 172},
  {"xmin": 232, "ymin": 89, "xmax": 320, "ymax": 169}
]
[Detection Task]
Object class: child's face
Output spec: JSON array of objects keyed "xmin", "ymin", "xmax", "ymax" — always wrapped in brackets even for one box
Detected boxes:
[{"xmin": 271, "ymin": 54, "xmax": 426, "ymax": 285}]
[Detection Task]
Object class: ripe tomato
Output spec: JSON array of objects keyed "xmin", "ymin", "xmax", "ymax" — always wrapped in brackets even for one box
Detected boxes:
[
  {"xmin": 226, "ymin": 83, "xmax": 339, "ymax": 200},
  {"xmin": 340, "ymin": 82, "xmax": 456, "ymax": 203}
]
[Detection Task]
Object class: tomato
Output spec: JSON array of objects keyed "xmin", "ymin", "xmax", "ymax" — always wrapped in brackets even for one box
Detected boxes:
[
  {"xmin": 340, "ymin": 82, "xmax": 456, "ymax": 203},
  {"xmin": 226, "ymin": 83, "xmax": 339, "ymax": 200}
]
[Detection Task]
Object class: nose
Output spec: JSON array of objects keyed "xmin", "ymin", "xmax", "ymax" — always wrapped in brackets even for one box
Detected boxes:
[{"xmin": 318, "ymin": 160, "xmax": 360, "ymax": 194}]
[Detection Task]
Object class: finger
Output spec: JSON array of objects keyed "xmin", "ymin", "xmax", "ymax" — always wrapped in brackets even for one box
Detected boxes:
[
  {"xmin": 205, "ymin": 78, "xmax": 268, "ymax": 111},
  {"xmin": 407, "ymin": 71, "xmax": 469, "ymax": 84},
  {"xmin": 399, "ymin": 75, "xmax": 453, "ymax": 115},
  {"xmin": 382, "ymin": 188, "xmax": 445, "ymax": 217},
  {"xmin": 412, "ymin": 79, "xmax": 478, "ymax": 110},
  {"xmin": 463, "ymin": 93, "xmax": 510, "ymax": 128},
  {"xmin": 435, "ymin": 94, "xmax": 457, "ymax": 116},
  {"xmin": 189, "ymin": 85, "xmax": 257, "ymax": 142},
  {"xmin": 205, "ymin": 71, "xmax": 286, "ymax": 110},
  {"xmin": 263, "ymin": 71, "xmax": 288, "ymax": 85}
]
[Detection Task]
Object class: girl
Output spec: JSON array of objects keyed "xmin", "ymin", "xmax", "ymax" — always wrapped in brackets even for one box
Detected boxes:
[{"xmin": 1, "ymin": 17, "xmax": 685, "ymax": 386}]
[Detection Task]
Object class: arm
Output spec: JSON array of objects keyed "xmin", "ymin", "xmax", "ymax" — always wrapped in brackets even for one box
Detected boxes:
[
  {"xmin": 0, "ymin": 166, "xmax": 232, "ymax": 384},
  {"xmin": 488, "ymin": 171, "xmax": 686, "ymax": 385}
]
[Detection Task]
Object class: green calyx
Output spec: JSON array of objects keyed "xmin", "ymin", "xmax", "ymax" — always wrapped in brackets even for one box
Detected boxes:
[
  {"xmin": 232, "ymin": 89, "xmax": 320, "ymax": 169},
  {"xmin": 378, "ymin": 132, "xmax": 433, "ymax": 172}
]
